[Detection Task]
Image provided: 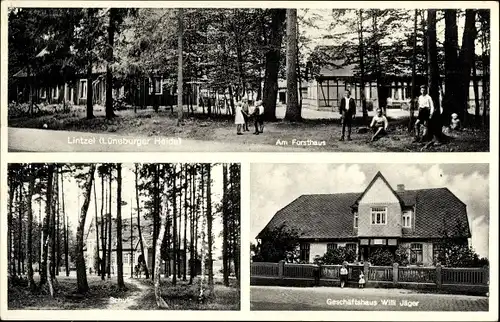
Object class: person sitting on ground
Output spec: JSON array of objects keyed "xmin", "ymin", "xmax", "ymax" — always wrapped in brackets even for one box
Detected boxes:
[
  {"xmin": 450, "ymin": 113, "xmax": 461, "ymax": 131},
  {"xmin": 252, "ymin": 100, "xmax": 265, "ymax": 135},
  {"xmin": 340, "ymin": 261, "xmax": 349, "ymax": 289},
  {"xmin": 235, "ymin": 101, "xmax": 245, "ymax": 135},
  {"xmin": 370, "ymin": 108, "xmax": 389, "ymax": 141},
  {"xmin": 358, "ymin": 271, "xmax": 365, "ymax": 289}
]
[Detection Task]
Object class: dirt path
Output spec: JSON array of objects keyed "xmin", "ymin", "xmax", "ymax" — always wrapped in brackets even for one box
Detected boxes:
[{"xmin": 105, "ymin": 278, "xmax": 150, "ymax": 310}]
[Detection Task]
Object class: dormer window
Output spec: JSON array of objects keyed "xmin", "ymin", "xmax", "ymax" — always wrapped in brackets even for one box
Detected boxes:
[
  {"xmin": 371, "ymin": 207, "xmax": 387, "ymax": 225},
  {"xmin": 402, "ymin": 211, "xmax": 412, "ymax": 228},
  {"xmin": 354, "ymin": 211, "xmax": 359, "ymax": 228}
]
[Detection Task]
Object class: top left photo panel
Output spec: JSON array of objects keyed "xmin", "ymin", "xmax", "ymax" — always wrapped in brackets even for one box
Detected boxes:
[{"xmin": 4, "ymin": 4, "xmax": 493, "ymax": 152}]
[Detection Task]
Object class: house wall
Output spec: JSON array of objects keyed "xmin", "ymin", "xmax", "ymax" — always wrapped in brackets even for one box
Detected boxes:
[{"xmin": 358, "ymin": 177, "xmax": 402, "ymax": 237}]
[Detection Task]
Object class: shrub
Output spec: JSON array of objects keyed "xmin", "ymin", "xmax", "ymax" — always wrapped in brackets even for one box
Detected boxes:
[
  {"xmin": 368, "ymin": 248, "xmax": 394, "ymax": 266},
  {"xmin": 318, "ymin": 247, "xmax": 356, "ymax": 265}
]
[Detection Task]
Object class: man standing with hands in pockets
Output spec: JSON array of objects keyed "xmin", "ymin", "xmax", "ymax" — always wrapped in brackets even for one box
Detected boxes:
[{"xmin": 339, "ymin": 89, "xmax": 356, "ymax": 141}]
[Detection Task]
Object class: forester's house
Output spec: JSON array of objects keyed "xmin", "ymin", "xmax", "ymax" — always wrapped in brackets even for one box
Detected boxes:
[
  {"xmin": 257, "ymin": 172, "xmax": 471, "ymax": 266},
  {"xmin": 302, "ymin": 45, "xmax": 486, "ymax": 113},
  {"xmin": 10, "ymin": 49, "xmax": 198, "ymax": 109}
]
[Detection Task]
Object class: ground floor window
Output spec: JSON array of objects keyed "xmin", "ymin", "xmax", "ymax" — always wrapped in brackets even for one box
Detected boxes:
[
  {"xmin": 327, "ymin": 243, "xmax": 337, "ymax": 252},
  {"xmin": 410, "ymin": 243, "xmax": 423, "ymax": 264},
  {"xmin": 433, "ymin": 243, "xmax": 442, "ymax": 263},
  {"xmin": 345, "ymin": 243, "xmax": 357, "ymax": 253},
  {"xmin": 300, "ymin": 243, "xmax": 310, "ymax": 262},
  {"xmin": 79, "ymin": 79, "xmax": 87, "ymax": 99}
]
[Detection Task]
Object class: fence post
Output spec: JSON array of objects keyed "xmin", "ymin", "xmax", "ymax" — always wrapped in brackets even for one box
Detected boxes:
[
  {"xmin": 393, "ymin": 263, "xmax": 399, "ymax": 285},
  {"xmin": 364, "ymin": 261, "xmax": 370, "ymax": 282},
  {"xmin": 278, "ymin": 260, "xmax": 285, "ymax": 279},
  {"xmin": 483, "ymin": 265, "xmax": 489, "ymax": 285},
  {"xmin": 435, "ymin": 263, "xmax": 442, "ymax": 289}
]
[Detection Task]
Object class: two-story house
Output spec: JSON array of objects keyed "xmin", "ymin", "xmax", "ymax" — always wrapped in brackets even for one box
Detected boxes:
[{"xmin": 257, "ymin": 172, "xmax": 471, "ymax": 266}]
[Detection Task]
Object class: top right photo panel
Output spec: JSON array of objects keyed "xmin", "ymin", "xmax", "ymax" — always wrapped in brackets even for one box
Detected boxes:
[{"xmin": 7, "ymin": 7, "xmax": 492, "ymax": 152}]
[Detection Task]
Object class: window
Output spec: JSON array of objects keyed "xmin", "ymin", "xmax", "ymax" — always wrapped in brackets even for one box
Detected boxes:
[
  {"xmin": 402, "ymin": 211, "xmax": 412, "ymax": 228},
  {"xmin": 345, "ymin": 243, "xmax": 357, "ymax": 253},
  {"xmin": 327, "ymin": 243, "xmax": 337, "ymax": 252},
  {"xmin": 353, "ymin": 211, "xmax": 359, "ymax": 228},
  {"xmin": 79, "ymin": 79, "xmax": 87, "ymax": 99},
  {"xmin": 410, "ymin": 243, "xmax": 423, "ymax": 265},
  {"xmin": 149, "ymin": 77, "xmax": 163, "ymax": 95},
  {"xmin": 300, "ymin": 243, "xmax": 310, "ymax": 262},
  {"xmin": 433, "ymin": 243, "xmax": 442, "ymax": 262},
  {"xmin": 371, "ymin": 207, "xmax": 387, "ymax": 225},
  {"xmin": 52, "ymin": 86, "xmax": 59, "ymax": 99}
]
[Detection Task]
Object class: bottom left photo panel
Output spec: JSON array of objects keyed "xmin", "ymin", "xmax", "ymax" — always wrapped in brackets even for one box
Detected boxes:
[{"xmin": 6, "ymin": 162, "xmax": 241, "ymax": 311}]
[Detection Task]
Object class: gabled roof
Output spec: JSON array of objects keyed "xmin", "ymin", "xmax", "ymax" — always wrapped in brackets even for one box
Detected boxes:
[
  {"xmin": 353, "ymin": 171, "xmax": 405, "ymax": 207},
  {"xmin": 259, "ymin": 177, "xmax": 470, "ymax": 240}
]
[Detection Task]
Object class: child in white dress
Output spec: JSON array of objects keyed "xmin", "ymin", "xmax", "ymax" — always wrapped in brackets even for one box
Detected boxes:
[
  {"xmin": 358, "ymin": 271, "xmax": 365, "ymax": 288},
  {"xmin": 235, "ymin": 101, "xmax": 245, "ymax": 135}
]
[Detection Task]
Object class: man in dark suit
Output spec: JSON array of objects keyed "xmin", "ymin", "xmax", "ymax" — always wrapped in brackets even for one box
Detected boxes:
[{"xmin": 339, "ymin": 89, "xmax": 356, "ymax": 141}]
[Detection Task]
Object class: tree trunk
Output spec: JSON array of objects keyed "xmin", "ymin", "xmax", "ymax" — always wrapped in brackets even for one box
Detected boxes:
[
  {"xmin": 93, "ymin": 176, "xmax": 99, "ymax": 275},
  {"xmin": 154, "ymin": 178, "xmax": 169, "ymax": 308},
  {"xmin": 457, "ymin": 9, "xmax": 477, "ymax": 126},
  {"xmin": 18, "ymin": 184, "xmax": 23, "ymax": 276},
  {"xmin": 116, "ymin": 163, "xmax": 125, "ymax": 289},
  {"xmin": 183, "ymin": 165, "xmax": 188, "ymax": 281},
  {"xmin": 284, "ymin": 9, "xmax": 301, "ymax": 122},
  {"xmin": 61, "ymin": 172, "xmax": 69, "ymax": 277},
  {"xmin": 206, "ymin": 164, "xmax": 214, "ymax": 295},
  {"xmin": 189, "ymin": 165, "xmax": 196, "ymax": 284},
  {"xmin": 358, "ymin": 9, "xmax": 368, "ymax": 123},
  {"xmin": 172, "ymin": 165, "xmax": 178, "ymax": 285},
  {"xmin": 425, "ymin": 9, "xmax": 443, "ymax": 142},
  {"xmin": 262, "ymin": 9, "xmax": 286, "ymax": 121},
  {"xmin": 55, "ymin": 170, "xmax": 61, "ymax": 276},
  {"xmin": 444, "ymin": 9, "xmax": 459, "ymax": 122},
  {"xmin": 8, "ymin": 177, "xmax": 14, "ymax": 277},
  {"xmin": 107, "ymin": 166, "xmax": 112, "ymax": 278},
  {"xmin": 198, "ymin": 164, "xmax": 206, "ymax": 302},
  {"xmin": 222, "ymin": 164, "xmax": 229, "ymax": 286},
  {"xmin": 47, "ymin": 168, "xmax": 58, "ymax": 296},
  {"xmin": 135, "ymin": 164, "xmax": 149, "ymax": 279},
  {"xmin": 472, "ymin": 52, "xmax": 480, "ymax": 128},
  {"xmin": 39, "ymin": 164, "xmax": 54, "ymax": 287},
  {"xmin": 409, "ymin": 9, "xmax": 418, "ymax": 132},
  {"xmin": 106, "ymin": 9, "xmax": 116, "ymax": 119},
  {"xmin": 27, "ymin": 165, "xmax": 36, "ymax": 290},
  {"xmin": 100, "ymin": 173, "xmax": 107, "ymax": 280},
  {"xmin": 176, "ymin": 8, "xmax": 184, "ymax": 126},
  {"xmin": 75, "ymin": 165, "xmax": 96, "ymax": 293},
  {"xmin": 86, "ymin": 11, "xmax": 94, "ymax": 119}
]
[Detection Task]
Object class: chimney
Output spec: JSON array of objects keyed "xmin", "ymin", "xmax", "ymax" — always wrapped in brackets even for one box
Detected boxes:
[{"xmin": 397, "ymin": 184, "xmax": 405, "ymax": 192}]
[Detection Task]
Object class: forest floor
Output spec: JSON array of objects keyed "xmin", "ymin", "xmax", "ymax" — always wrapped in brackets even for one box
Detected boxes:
[
  {"xmin": 8, "ymin": 104, "xmax": 489, "ymax": 152},
  {"xmin": 8, "ymin": 274, "xmax": 240, "ymax": 310}
]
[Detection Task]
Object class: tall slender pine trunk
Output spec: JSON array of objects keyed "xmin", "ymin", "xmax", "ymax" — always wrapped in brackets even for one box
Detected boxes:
[
  {"xmin": 116, "ymin": 164, "xmax": 125, "ymax": 288},
  {"xmin": 75, "ymin": 165, "xmax": 96, "ymax": 293}
]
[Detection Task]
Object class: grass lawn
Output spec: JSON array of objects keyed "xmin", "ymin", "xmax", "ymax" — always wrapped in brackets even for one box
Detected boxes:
[
  {"xmin": 8, "ymin": 274, "xmax": 240, "ymax": 310},
  {"xmin": 8, "ymin": 105, "xmax": 490, "ymax": 152}
]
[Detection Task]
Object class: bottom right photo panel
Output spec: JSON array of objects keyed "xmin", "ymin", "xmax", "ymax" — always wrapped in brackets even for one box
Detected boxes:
[{"xmin": 250, "ymin": 163, "xmax": 489, "ymax": 312}]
